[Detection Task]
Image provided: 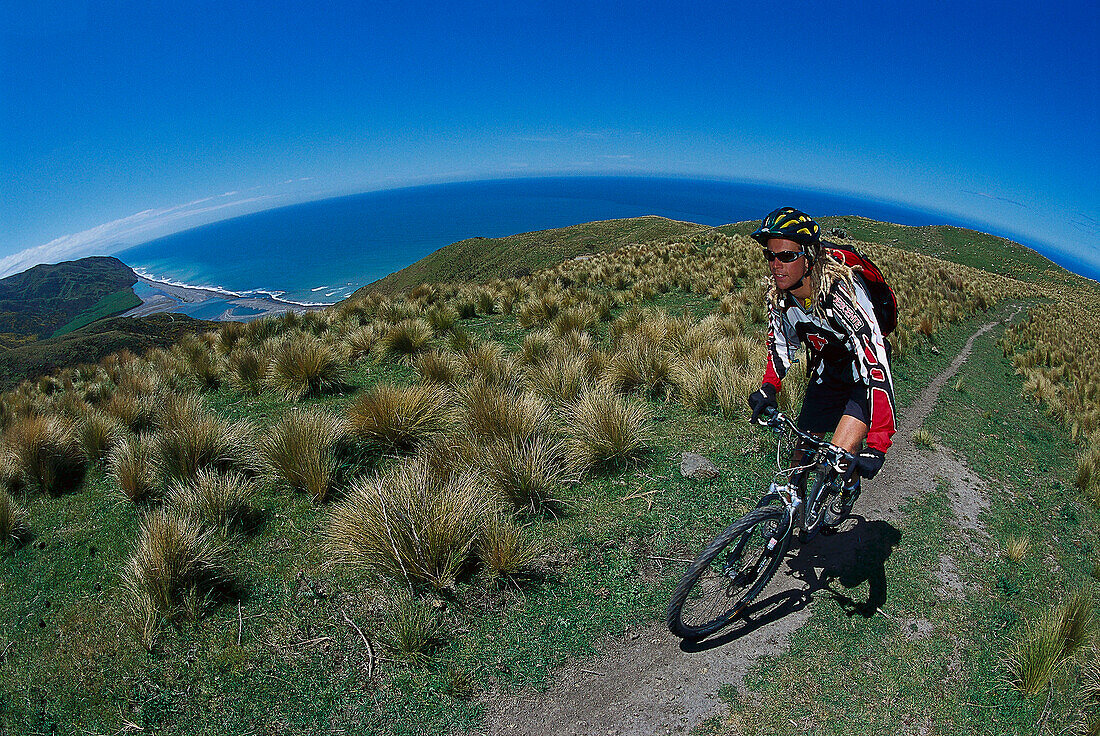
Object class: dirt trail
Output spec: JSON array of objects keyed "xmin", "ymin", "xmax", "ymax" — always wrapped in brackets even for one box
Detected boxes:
[{"xmin": 479, "ymin": 317, "xmax": 1010, "ymax": 736}]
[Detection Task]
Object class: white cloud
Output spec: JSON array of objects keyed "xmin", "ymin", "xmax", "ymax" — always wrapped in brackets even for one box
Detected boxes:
[{"xmin": 0, "ymin": 192, "xmax": 287, "ymax": 279}]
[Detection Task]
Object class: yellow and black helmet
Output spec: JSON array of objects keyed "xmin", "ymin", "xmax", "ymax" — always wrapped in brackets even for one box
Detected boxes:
[{"xmin": 751, "ymin": 207, "xmax": 821, "ymax": 248}]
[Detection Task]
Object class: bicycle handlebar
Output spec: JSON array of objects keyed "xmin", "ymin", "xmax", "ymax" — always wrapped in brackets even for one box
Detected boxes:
[{"xmin": 754, "ymin": 408, "xmax": 855, "ymax": 470}]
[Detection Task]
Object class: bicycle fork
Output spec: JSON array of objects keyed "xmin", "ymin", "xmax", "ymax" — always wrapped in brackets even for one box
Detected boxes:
[{"xmin": 770, "ymin": 481, "xmax": 801, "ymax": 547}]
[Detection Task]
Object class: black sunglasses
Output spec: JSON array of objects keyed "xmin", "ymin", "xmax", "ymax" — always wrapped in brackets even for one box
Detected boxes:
[{"xmin": 761, "ymin": 248, "xmax": 805, "ymax": 263}]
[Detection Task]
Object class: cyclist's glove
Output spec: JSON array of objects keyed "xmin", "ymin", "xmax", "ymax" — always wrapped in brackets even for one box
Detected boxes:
[
  {"xmin": 747, "ymin": 384, "xmax": 778, "ymax": 424},
  {"xmin": 849, "ymin": 448, "xmax": 885, "ymax": 480}
]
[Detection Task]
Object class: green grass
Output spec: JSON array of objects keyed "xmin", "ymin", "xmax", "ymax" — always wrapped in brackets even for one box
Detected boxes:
[
  {"xmin": 362, "ymin": 216, "xmax": 710, "ymax": 295},
  {"xmin": 51, "ymin": 289, "xmax": 143, "ymax": 339}
]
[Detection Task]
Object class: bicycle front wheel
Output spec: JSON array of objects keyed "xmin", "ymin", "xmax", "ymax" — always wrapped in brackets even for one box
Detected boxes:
[{"xmin": 667, "ymin": 505, "xmax": 791, "ymax": 640}]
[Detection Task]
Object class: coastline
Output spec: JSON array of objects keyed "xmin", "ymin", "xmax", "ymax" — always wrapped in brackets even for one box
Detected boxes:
[{"xmin": 122, "ymin": 274, "xmax": 319, "ymax": 321}]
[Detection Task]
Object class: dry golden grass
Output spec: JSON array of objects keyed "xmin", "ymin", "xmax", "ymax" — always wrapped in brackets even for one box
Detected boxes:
[
  {"xmin": 226, "ymin": 344, "xmax": 272, "ymax": 395},
  {"xmin": 458, "ymin": 380, "xmax": 550, "ymax": 443},
  {"xmin": 154, "ymin": 395, "xmax": 256, "ymax": 487},
  {"xmin": 165, "ymin": 468, "xmax": 259, "ymax": 536},
  {"xmin": 524, "ymin": 349, "xmax": 596, "ymax": 405},
  {"xmin": 343, "ymin": 325, "xmax": 380, "ymax": 364},
  {"xmin": 1003, "ymin": 536, "xmax": 1030, "ymax": 563},
  {"xmin": 417, "ymin": 349, "xmax": 462, "ymax": 384},
  {"xmin": 474, "ymin": 435, "xmax": 567, "ymax": 512},
  {"xmin": 260, "ymin": 407, "xmax": 350, "ymax": 503},
  {"xmin": 461, "ymin": 340, "xmax": 514, "ymax": 386},
  {"xmin": 121, "ymin": 507, "xmax": 234, "ymax": 648},
  {"xmin": 1005, "ymin": 589, "xmax": 1094, "ymax": 696},
  {"xmin": 347, "ymin": 383, "xmax": 453, "ymax": 453},
  {"xmin": 326, "ymin": 456, "xmax": 492, "ymax": 590},
  {"xmin": 563, "ymin": 385, "xmax": 652, "ymax": 470},
  {"xmin": 265, "ymin": 333, "xmax": 348, "ymax": 401},
  {"xmin": 77, "ymin": 409, "xmax": 124, "ymax": 463},
  {"xmin": 0, "ymin": 488, "xmax": 27, "ymax": 546},
  {"xmin": 104, "ymin": 386, "xmax": 159, "ymax": 433},
  {"xmin": 380, "ymin": 318, "xmax": 434, "ymax": 359},
  {"xmin": 3, "ymin": 414, "xmax": 86, "ymax": 495},
  {"xmin": 478, "ymin": 513, "xmax": 545, "ymax": 577},
  {"xmin": 108, "ymin": 433, "xmax": 160, "ymax": 503},
  {"xmin": 605, "ymin": 333, "xmax": 671, "ymax": 396},
  {"xmin": 170, "ymin": 333, "xmax": 222, "ymax": 390}
]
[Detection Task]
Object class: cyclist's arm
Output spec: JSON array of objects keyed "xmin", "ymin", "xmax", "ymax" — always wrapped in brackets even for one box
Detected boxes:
[
  {"xmin": 828, "ymin": 283, "xmax": 896, "ymax": 454},
  {"xmin": 763, "ymin": 306, "xmax": 798, "ymax": 392}
]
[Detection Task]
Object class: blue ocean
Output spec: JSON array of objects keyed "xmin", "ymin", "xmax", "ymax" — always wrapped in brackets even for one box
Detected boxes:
[{"xmin": 115, "ymin": 176, "xmax": 1021, "ymax": 305}]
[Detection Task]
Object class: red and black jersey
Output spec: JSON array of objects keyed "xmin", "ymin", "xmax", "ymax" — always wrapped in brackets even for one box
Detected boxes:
[{"xmin": 762, "ymin": 278, "xmax": 896, "ymax": 453}]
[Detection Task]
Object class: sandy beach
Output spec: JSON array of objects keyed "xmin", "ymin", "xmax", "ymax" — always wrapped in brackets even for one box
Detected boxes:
[{"xmin": 122, "ymin": 275, "xmax": 318, "ymax": 321}]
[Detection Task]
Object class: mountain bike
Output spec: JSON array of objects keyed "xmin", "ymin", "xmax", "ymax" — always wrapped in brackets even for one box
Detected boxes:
[{"xmin": 666, "ymin": 409, "xmax": 859, "ymax": 640}]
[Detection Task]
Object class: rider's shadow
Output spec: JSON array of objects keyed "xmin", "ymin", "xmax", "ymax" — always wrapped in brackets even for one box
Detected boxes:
[
  {"xmin": 678, "ymin": 517, "xmax": 902, "ymax": 651},
  {"xmin": 785, "ymin": 517, "xmax": 903, "ymax": 618}
]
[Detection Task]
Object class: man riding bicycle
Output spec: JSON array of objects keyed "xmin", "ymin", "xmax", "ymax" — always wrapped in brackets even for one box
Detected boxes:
[{"xmin": 746, "ymin": 207, "xmax": 896, "ymax": 515}]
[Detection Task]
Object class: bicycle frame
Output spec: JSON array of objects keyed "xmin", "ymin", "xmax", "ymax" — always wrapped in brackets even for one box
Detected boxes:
[{"xmin": 755, "ymin": 410, "xmax": 854, "ymax": 539}]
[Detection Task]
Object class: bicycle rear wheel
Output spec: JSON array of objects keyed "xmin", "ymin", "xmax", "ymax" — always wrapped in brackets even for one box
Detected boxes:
[{"xmin": 667, "ymin": 505, "xmax": 791, "ymax": 640}]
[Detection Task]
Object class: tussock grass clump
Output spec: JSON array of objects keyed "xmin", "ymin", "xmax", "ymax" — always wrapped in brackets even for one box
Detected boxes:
[
  {"xmin": 605, "ymin": 333, "xmax": 671, "ymax": 396},
  {"xmin": 417, "ymin": 349, "xmax": 462, "ymax": 384},
  {"xmin": 104, "ymin": 389, "xmax": 159, "ymax": 433},
  {"xmin": 226, "ymin": 345, "xmax": 272, "ymax": 395},
  {"xmin": 343, "ymin": 325, "xmax": 380, "ymax": 364},
  {"xmin": 380, "ymin": 318, "xmax": 434, "ymax": 359},
  {"xmin": 108, "ymin": 433, "xmax": 160, "ymax": 503},
  {"xmin": 1003, "ymin": 536, "xmax": 1030, "ymax": 563},
  {"xmin": 563, "ymin": 386, "xmax": 652, "ymax": 470},
  {"xmin": 524, "ymin": 349, "xmax": 595, "ymax": 405},
  {"xmin": 461, "ymin": 340, "xmax": 514, "ymax": 386},
  {"xmin": 671, "ymin": 356, "xmax": 719, "ymax": 412},
  {"xmin": 458, "ymin": 381, "xmax": 550, "ymax": 443},
  {"xmin": 78, "ymin": 409, "xmax": 124, "ymax": 463},
  {"xmin": 261, "ymin": 407, "xmax": 351, "ymax": 503},
  {"xmin": 425, "ymin": 304, "xmax": 459, "ymax": 333},
  {"xmin": 478, "ymin": 513, "xmax": 545, "ymax": 577},
  {"xmin": 165, "ymin": 469, "xmax": 259, "ymax": 536},
  {"xmin": 0, "ymin": 489, "xmax": 27, "ymax": 546},
  {"xmin": 476, "ymin": 435, "xmax": 566, "ymax": 512},
  {"xmin": 265, "ymin": 334, "xmax": 348, "ymax": 401},
  {"xmin": 4, "ymin": 414, "xmax": 86, "ymax": 495},
  {"xmin": 1077, "ymin": 443, "xmax": 1100, "ymax": 499},
  {"xmin": 1005, "ymin": 589, "xmax": 1095, "ymax": 696},
  {"xmin": 170, "ymin": 333, "xmax": 222, "ymax": 389},
  {"xmin": 121, "ymin": 507, "xmax": 234, "ymax": 647},
  {"xmin": 378, "ymin": 587, "xmax": 443, "ymax": 663},
  {"xmin": 912, "ymin": 427, "xmax": 936, "ymax": 449},
  {"xmin": 155, "ymin": 395, "xmax": 256, "ymax": 487},
  {"xmin": 326, "ymin": 457, "xmax": 491, "ymax": 590},
  {"xmin": 519, "ymin": 330, "xmax": 556, "ymax": 365},
  {"xmin": 552, "ymin": 305, "xmax": 597, "ymax": 336},
  {"xmin": 347, "ymin": 383, "xmax": 453, "ymax": 453}
]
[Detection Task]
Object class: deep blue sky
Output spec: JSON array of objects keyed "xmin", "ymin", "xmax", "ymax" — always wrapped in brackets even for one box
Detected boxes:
[{"xmin": 1, "ymin": 1, "xmax": 1098, "ymax": 276}]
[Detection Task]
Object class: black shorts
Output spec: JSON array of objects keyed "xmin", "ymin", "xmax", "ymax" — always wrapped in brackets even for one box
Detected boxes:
[{"xmin": 797, "ymin": 378, "xmax": 869, "ymax": 434}]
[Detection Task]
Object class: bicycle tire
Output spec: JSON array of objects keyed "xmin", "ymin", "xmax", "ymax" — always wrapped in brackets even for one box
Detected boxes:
[
  {"xmin": 798, "ymin": 469, "xmax": 830, "ymax": 543},
  {"xmin": 667, "ymin": 505, "xmax": 791, "ymax": 640}
]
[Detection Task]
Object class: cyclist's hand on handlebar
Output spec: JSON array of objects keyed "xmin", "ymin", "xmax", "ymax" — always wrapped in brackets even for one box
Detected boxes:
[
  {"xmin": 748, "ymin": 385, "xmax": 778, "ymax": 424},
  {"xmin": 845, "ymin": 448, "xmax": 885, "ymax": 481}
]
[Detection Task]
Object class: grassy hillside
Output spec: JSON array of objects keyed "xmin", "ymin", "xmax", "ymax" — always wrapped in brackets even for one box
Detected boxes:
[
  {"xmin": 360, "ymin": 216, "xmax": 711, "ymax": 295},
  {"xmin": 0, "ymin": 256, "xmax": 140, "ymax": 348},
  {"xmin": 0, "ymin": 313, "xmax": 218, "ymax": 391},
  {"xmin": 1, "ymin": 216, "xmax": 1098, "ymax": 736}
]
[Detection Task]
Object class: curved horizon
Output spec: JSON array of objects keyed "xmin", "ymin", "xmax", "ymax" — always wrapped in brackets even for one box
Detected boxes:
[{"xmin": 2, "ymin": 174, "xmax": 1092, "ymax": 286}]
